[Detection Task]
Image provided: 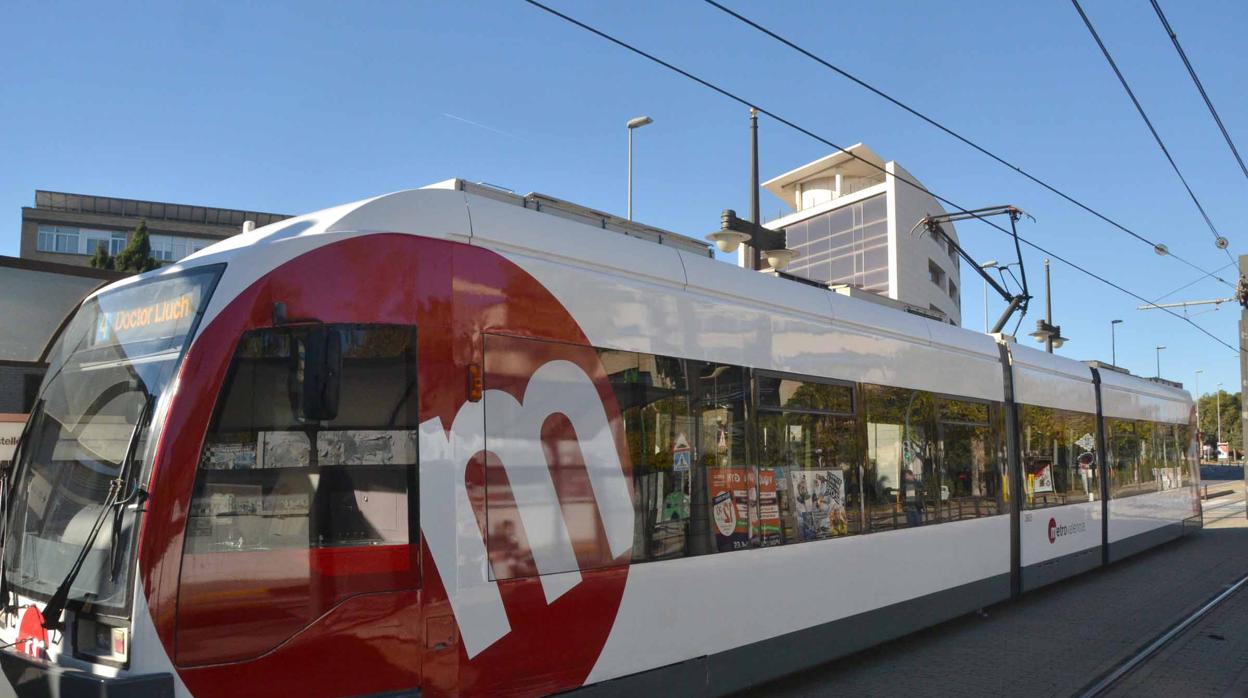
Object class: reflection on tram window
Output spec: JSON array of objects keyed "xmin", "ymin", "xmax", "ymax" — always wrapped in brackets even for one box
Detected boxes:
[
  {"xmin": 756, "ymin": 373, "xmax": 861, "ymax": 544},
  {"xmin": 695, "ymin": 363, "xmax": 752, "ymax": 554},
  {"xmin": 187, "ymin": 325, "xmax": 417, "ymax": 553},
  {"xmin": 1107, "ymin": 419, "xmax": 1187, "ymax": 498},
  {"xmin": 1107, "ymin": 418, "xmax": 1187, "ymax": 499},
  {"xmin": 1019, "ymin": 406, "xmax": 1101, "ymax": 509},
  {"xmin": 864, "ymin": 385, "xmax": 936, "ymax": 530},
  {"xmin": 602, "ymin": 350, "xmax": 696, "ymax": 562},
  {"xmin": 1176, "ymin": 424, "xmax": 1197, "ymax": 488},
  {"xmin": 937, "ymin": 398, "xmax": 1003, "ymax": 520}
]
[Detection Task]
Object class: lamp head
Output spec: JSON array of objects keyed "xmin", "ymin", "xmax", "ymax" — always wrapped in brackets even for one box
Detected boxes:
[
  {"xmin": 764, "ymin": 248, "xmax": 799, "ymax": 271},
  {"xmin": 705, "ymin": 230, "xmax": 750, "ymax": 254},
  {"xmin": 627, "ymin": 116, "xmax": 653, "ymax": 129}
]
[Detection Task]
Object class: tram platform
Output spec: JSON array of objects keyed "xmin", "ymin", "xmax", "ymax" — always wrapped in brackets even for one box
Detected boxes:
[{"xmin": 747, "ymin": 482, "xmax": 1248, "ymax": 697}]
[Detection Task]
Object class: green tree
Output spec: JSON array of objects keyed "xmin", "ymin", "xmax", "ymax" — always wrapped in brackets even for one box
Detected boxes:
[
  {"xmin": 113, "ymin": 219, "xmax": 160, "ymax": 273},
  {"xmin": 87, "ymin": 242, "xmax": 114, "ymax": 270},
  {"xmin": 1196, "ymin": 390, "xmax": 1242, "ymax": 454}
]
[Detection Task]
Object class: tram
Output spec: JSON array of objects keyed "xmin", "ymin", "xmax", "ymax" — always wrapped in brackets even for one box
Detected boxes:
[{"xmin": 0, "ymin": 180, "xmax": 1200, "ymax": 697}]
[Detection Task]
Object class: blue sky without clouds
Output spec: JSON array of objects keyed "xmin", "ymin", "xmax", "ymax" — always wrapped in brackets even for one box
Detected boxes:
[{"xmin": 3, "ymin": 1, "xmax": 1246, "ymax": 394}]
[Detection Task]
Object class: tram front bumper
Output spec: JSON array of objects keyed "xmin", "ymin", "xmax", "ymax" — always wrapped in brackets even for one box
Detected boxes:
[{"xmin": 0, "ymin": 649, "xmax": 173, "ymax": 698}]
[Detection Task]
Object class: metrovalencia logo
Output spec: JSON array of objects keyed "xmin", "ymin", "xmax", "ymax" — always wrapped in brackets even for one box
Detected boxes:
[
  {"xmin": 1047, "ymin": 517, "xmax": 1087, "ymax": 544},
  {"xmin": 419, "ymin": 357, "xmax": 634, "ymax": 660}
]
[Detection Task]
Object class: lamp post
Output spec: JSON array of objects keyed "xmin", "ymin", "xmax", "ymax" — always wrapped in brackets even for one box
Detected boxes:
[
  {"xmin": 1111, "ymin": 319, "xmax": 1123, "ymax": 366},
  {"xmin": 980, "ymin": 260, "xmax": 998, "ymax": 333},
  {"xmin": 1155, "ymin": 345, "xmax": 1165, "ymax": 378},
  {"xmin": 1028, "ymin": 259, "xmax": 1067, "ymax": 352},
  {"xmin": 626, "ymin": 116, "xmax": 653, "ymax": 220}
]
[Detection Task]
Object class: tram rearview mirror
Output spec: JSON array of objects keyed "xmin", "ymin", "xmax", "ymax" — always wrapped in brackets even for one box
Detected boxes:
[{"xmin": 291, "ymin": 326, "xmax": 342, "ymax": 422}]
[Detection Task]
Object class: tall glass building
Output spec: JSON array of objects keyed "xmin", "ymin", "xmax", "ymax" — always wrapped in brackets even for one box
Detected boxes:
[{"xmin": 756, "ymin": 144, "xmax": 962, "ymax": 326}]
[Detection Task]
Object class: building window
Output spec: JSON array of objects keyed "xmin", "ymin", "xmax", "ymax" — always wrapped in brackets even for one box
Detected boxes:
[
  {"xmin": 37, "ymin": 224, "xmax": 208, "ymax": 262},
  {"xmin": 948, "ymin": 279, "xmax": 959, "ymax": 304},
  {"xmin": 150, "ymin": 234, "xmax": 206, "ymax": 262},
  {"xmin": 84, "ymin": 230, "xmax": 128, "ymax": 257},
  {"xmin": 928, "ymin": 259, "xmax": 946, "ymax": 290},
  {"xmin": 36, "ymin": 225, "xmax": 82, "ymax": 254},
  {"xmin": 780, "ymin": 193, "xmax": 888, "ymax": 292}
]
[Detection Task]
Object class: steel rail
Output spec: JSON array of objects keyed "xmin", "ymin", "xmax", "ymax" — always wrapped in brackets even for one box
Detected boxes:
[{"xmin": 1078, "ymin": 565, "xmax": 1248, "ymax": 697}]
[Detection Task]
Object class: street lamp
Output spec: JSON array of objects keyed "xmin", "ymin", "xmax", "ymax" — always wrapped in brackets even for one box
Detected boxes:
[
  {"xmin": 1028, "ymin": 259, "xmax": 1067, "ymax": 351},
  {"xmin": 1155, "ymin": 345, "xmax": 1165, "ymax": 378},
  {"xmin": 1110, "ymin": 319, "xmax": 1123, "ymax": 366},
  {"xmin": 980, "ymin": 260, "xmax": 998, "ymax": 333},
  {"xmin": 626, "ymin": 116, "xmax": 653, "ymax": 220}
]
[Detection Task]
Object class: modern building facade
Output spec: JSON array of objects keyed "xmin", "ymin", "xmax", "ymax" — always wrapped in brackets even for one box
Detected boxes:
[
  {"xmin": 21, "ymin": 190, "xmax": 289, "ymax": 268},
  {"xmin": 757, "ymin": 144, "xmax": 963, "ymax": 325},
  {"xmin": 1, "ymin": 191, "xmax": 291, "ymax": 460}
]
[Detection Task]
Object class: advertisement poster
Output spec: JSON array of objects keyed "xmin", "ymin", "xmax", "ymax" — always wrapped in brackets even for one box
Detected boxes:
[
  {"xmin": 318, "ymin": 430, "xmax": 417, "ymax": 466},
  {"xmin": 757, "ymin": 468, "xmax": 782, "ymax": 547},
  {"xmin": 200, "ymin": 441, "xmax": 258, "ymax": 470},
  {"xmin": 1030, "ymin": 460, "xmax": 1055, "ymax": 494},
  {"xmin": 708, "ymin": 467, "xmax": 758, "ymax": 552},
  {"xmin": 258, "ymin": 431, "xmax": 312, "ymax": 469},
  {"xmin": 790, "ymin": 469, "xmax": 848, "ymax": 541}
]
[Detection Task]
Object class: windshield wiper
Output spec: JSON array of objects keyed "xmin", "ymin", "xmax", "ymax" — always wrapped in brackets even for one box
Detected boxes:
[
  {"xmin": 0, "ymin": 400, "xmax": 43, "ymax": 614},
  {"xmin": 42, "ymin": 395, "xmax": 153, "ymax": 632},
  {"xmin": 109, "ymin": 394, "xmax": 155, "ymax": 582}
]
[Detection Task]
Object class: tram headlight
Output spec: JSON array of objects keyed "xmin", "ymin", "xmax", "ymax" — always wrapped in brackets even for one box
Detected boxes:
[{"xmin": 74, "ymin": 615, "xmax": 129, "ymax": 665}]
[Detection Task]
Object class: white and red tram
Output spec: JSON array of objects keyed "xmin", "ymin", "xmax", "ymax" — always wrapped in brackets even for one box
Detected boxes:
[{"xmin": 0, "ymin": 180, "xmax": 1201, "ymax": 697}]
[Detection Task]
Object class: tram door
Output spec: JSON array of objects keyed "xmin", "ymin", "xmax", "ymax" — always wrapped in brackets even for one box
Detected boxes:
[{"xmin": 175, "ymin": 324, "xmax": 423, "ymax": 692}]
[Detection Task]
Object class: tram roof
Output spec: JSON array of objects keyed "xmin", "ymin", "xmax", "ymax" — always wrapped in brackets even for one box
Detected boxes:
[{"xmin": 96, "ymin": 183, "xmax": 1191, "ymax": 418}]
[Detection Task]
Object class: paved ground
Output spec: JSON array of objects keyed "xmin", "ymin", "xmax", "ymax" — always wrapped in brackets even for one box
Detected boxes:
[
  {"xmin": 745, "ymin": 483, "xmax": 1248, "ymax": 698},
  {"xmin": 1106, "ymin": 490, "xmax": 1248, "ymax": 698}
]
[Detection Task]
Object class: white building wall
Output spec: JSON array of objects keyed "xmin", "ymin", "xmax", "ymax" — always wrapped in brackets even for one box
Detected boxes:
[{"xmin": 887, "ymin": 161, "xmax": 962, "ymax": 325}]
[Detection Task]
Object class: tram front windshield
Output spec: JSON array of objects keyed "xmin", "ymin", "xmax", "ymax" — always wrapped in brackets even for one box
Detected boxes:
[{"xmin": 3, "ymin": 266, "xmax": 221, "ymax": 614}]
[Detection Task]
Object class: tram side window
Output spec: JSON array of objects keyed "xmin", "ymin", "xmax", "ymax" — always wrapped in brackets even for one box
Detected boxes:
[
  {"xmin": 694, "ymin": 363, "xmax": 753, "ymax": 554},
  {"xmin": 187, "ymin": 325, "xmax": 417, "ymax": 553},
  {"xmin": 1176, "ymin": 424, "xmax": 1196, "ymax": 488},
  {"xmin": 1138, "ymin": 422, "xmax": 1163, "ymax": 492},
  {"xmin": 936, "ymin": 399, "xmax": 1002, "ymax": 519},
  {"xmin": 756, "ymin": 373, "xmax": 860, "ymax": 544},
  {"xmin": 1152, "ymin": 422, "xmax": 1186, "ymax": 491},
  {"xmin": 604, "ymin": 351, "xmax": 696, "ymax": 563},
  {"xmin": 1019, "ymin": 406, "xmax": 1101, "ymax": 509},
  {"xmin": 1108, "ymin": 418, "xmax": 1144, "ymax": 499},
  {"xmin": 863, "ymin": 385, "xmax": 936, "ymax": 530}
]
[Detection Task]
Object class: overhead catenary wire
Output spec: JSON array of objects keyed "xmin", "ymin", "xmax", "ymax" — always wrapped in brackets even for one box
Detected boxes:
[
  {"xmin": 701, "ymin": 0, "xmax": 1233, "ymax": 290},
  {"xmin": 521, "ymin": 0, "xmax": 1241, "ymax": 355},
  {"xmin": 1070, "ymin": 0, "xmax": 1235, "ymax": 264},
  {"xmin": 1151, "ymin": 0, "xmax": 1248, "ymax": 188},
  {"xmin": 1153, "ymin": 261, "xmax": 1237, "ymax": 304}
]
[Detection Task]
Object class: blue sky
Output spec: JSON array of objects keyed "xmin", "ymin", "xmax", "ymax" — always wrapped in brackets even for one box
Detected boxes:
[{"xmin": 3, "ymin": 1, "xmax": 1246, "ymax": 395}]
